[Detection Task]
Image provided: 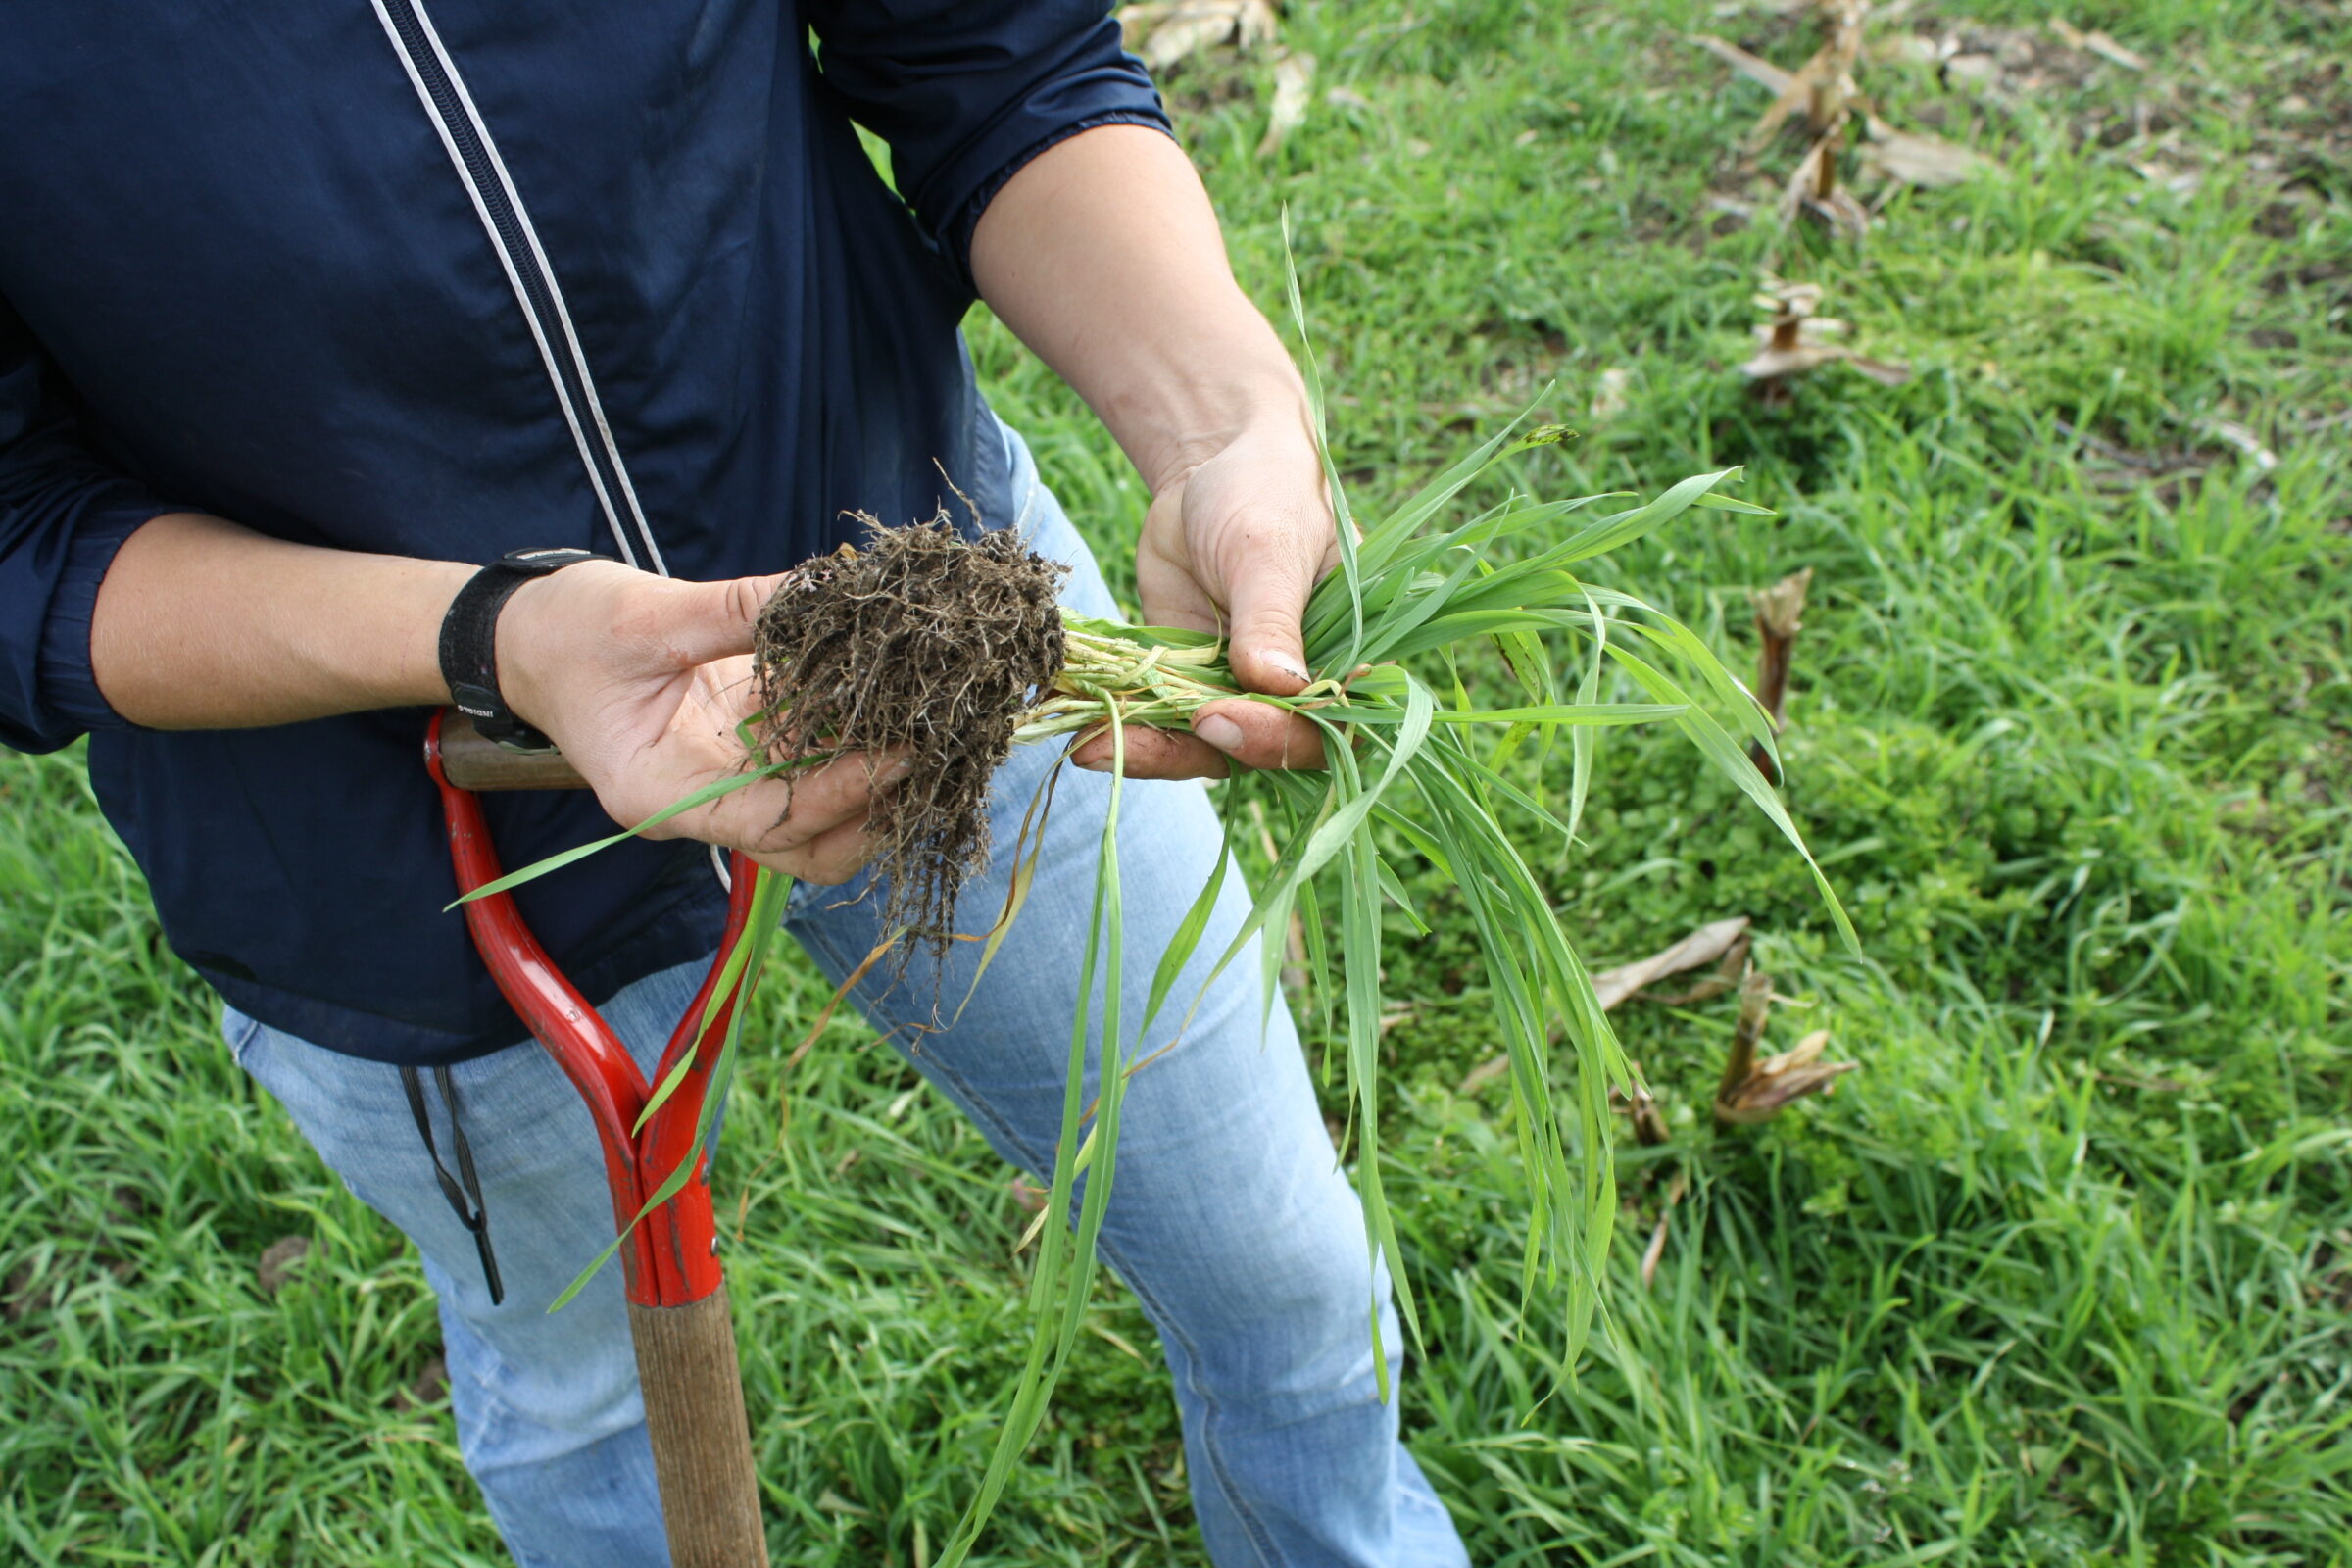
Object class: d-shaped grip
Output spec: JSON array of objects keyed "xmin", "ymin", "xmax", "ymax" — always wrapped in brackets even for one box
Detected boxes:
[{"xmin": 435, "ymin": 710, "xmax": 589, "ymax": 791}]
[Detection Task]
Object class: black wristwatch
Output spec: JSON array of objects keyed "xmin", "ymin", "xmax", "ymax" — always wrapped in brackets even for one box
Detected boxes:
[{"xmin": 437, "ymin": 547, "xmax": 602, "ymax": 753}]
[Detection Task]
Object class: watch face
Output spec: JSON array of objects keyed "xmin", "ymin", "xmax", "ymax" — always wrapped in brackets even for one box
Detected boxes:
[{"xmin": 450, "ymin": 683, "xmax": 502, "ymax": 721}]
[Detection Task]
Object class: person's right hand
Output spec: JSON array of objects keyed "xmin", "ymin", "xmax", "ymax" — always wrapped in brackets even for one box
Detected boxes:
[{"xmin": 493, "ymin": 563, "xmax": 906, "ymax": 884}]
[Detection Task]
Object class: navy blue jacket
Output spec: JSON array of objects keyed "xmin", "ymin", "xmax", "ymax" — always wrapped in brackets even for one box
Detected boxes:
[{"xmin": 0, "ymin": 2, "xmax": 1167, "ymax": 1063}]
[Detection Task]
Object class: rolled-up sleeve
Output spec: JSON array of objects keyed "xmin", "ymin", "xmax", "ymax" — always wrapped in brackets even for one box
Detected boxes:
[
  {"xmin": 804, "ymin": 0, "xmax": 1173, "ymax": 286},
  {"xmin": 1, "ymin": 297, "xmax": 172, "ymax": 752}
]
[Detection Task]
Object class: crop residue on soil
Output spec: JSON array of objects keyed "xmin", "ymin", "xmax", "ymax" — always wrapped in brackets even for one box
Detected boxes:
[{"xmin": 750, "ymin": 514, "xmax": 1065, "ymax": 956}]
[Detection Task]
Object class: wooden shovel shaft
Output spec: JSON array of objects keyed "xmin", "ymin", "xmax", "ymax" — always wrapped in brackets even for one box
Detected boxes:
[
  {"xmin": 630, "ymin": 1286, "xmax": 771, "ymax": 1567},
  {"xmin": 437, "ymin": 712, "xmax": 589, "ymax": 791}
]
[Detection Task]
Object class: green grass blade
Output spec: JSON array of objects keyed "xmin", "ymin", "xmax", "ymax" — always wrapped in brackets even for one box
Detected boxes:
[
  {"xmin": 1279, "ymin": 209, "xmax": 1365, "ymax": 676},
  {"xmin": 1565, "ymin": 587, "xmax": 1610, "ymax": 846},
  {"xmin": 1603, "ymin": 642, "xmax": 1858, "ymax": 952},
  {"xmin": 546, "ymin": 864, "xmax": 789, "ymax": 1313},
  {"xmin": 1141, "ymin": 830, "xmax": 1230, "ymax": 1040},
  {"xmin": 1426, "ymin": 702, "xmax": 1682, "ymax": 726},
  {"xmin": 1372, "ymin": 852, "xmax": 1429, "ymax": 935},
  {"xmin": 1356, "ymin": 544, "xmax": 1487, "ymax": 667},
  {"xmin": 449, "ymin": 760, "xmax": 803, "ymax": 906},
  {"xmin": 956, "ymin": 760, "xmax": 1065, "ymax": 1015},
  {"xmin": 937, "ymin": 715, "xmax": 1129, "ymax": 1567},
  {"xmin": 1534, "ymin": 466, "xmax": 1755, "ymax": 568},
  {"xmin": 1331, "ymin": 739, "xmax": 1412, "ymax": 1392}
]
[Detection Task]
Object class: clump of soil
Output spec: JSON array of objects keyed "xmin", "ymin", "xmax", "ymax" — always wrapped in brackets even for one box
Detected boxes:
[{"xmin": 750, "ymin": 514, "xmax": 1066, "ymax": 956}]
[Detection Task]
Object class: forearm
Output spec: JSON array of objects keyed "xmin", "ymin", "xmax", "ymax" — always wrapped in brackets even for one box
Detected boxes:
[
  {"xmin": 971, "ymin": 122, "xmax": 1332, "ymax": 777},
  {"xmin": 969, "ymin": 124, "xmax": 1307, "ymax": 495},
  {"xmin": 83, "ymin": 511, "xmax": 892, "ymax": 876},
  {"xmin": 88, "ymin": 512, "xmax": 466, "ymax": 728}
]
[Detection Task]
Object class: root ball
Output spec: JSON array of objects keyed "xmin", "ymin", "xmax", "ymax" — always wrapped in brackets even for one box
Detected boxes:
[{"xmin": 750, "ymin": 514, "xmax": 1067, "ymax": 953}]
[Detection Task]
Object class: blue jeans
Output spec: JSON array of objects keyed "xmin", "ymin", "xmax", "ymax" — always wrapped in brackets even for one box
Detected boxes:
[{"xmin": 226, "ymin": 426, "xmax": 1470, "ymax": 1567}]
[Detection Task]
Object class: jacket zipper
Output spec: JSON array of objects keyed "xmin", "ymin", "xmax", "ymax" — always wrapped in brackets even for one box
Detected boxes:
[{"xmin": 369, "ymin": 0, "xmax": 667, "ymax": 574}]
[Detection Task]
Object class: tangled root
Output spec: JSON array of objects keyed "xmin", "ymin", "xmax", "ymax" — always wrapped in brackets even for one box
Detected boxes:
[{"xmin": 750, "ymin": 514, "xmax": 1066, "ymax": 955}]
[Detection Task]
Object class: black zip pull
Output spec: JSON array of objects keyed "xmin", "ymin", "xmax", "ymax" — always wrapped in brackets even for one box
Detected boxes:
[{"xmin": 401, "ymin": 1064, "xmax": 505, "ymax": 1306}]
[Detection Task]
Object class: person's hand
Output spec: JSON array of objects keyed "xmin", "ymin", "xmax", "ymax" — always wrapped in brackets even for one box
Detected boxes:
[
  {"xmin": 1071, "ymin": 403, "xmax": 1338, "ymax": 780},
  {"xmin": 495, "ymin": 564, "xmax": 905, "ymax": 883}
]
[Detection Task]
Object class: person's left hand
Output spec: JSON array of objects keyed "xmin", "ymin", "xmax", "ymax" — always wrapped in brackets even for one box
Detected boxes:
[{"xmin": 1070, "ymin": 405, "xmax": 1338, "ymax": 780}]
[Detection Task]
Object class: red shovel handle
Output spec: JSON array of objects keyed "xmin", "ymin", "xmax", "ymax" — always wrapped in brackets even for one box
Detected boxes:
[{"xmin": 421, "ymin": 710, "xmax": 752, "ymax": 1308}]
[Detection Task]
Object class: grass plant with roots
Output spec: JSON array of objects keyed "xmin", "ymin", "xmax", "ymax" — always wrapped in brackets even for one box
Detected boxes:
[{"xmin": 467, "ymin": 239, "xmax": 1853, "ymax": 1562}]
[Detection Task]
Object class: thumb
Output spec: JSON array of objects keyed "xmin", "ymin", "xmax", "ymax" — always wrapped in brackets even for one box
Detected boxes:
[
  {"xmin": 1221, "ymin": 550, "xmax": 1317, "ymax": 697},
  {"xmin": 655, "ymin": 571, "xmax": 790, "ymax": 670}
]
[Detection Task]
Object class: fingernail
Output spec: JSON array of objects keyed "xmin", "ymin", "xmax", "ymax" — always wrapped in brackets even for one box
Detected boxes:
[
  {"xmin": 1073, "ymin": 755, "xmax": 1113, "ymax": 773},
  {"xmin": 885, "ymin": 757, "xmax": 916, "ymax": 781},
  {"xmin": 1194, "ymin": 712, "xmax": 1246, "ymax": 755},
  {"xmin": 1271, "ymin": 655, "xmax": 1310, "ymax": 685}
]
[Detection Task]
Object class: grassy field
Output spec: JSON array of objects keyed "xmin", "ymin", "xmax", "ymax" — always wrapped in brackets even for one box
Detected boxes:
[{"xmin": 5, "ymin": 0, "xmax": 2349, "ymax": 1562}]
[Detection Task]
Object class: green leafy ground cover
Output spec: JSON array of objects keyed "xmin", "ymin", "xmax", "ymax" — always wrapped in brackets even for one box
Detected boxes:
[{"xmin": 4, "ymin": 1, "xmax": 2348, "ymax": 1562}]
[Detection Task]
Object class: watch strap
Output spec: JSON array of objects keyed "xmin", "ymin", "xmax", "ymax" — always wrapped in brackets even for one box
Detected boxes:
[{"xmin": 437, "ymin": 547, "xmax": 601, "ymax": 753}]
